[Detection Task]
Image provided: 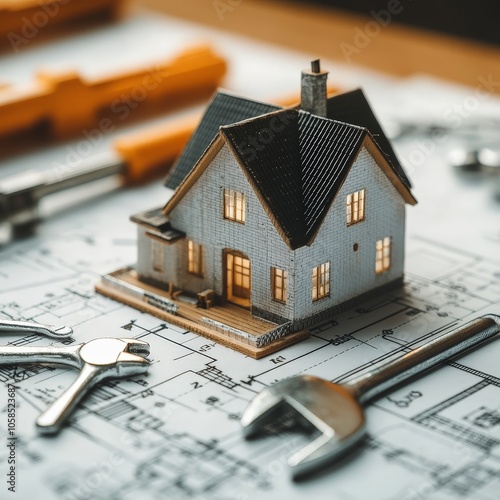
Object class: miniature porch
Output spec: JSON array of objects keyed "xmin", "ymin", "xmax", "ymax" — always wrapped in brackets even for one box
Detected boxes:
[{"xmin": 96, "ymin": 266, "xmax": 309, "ymax": 358}]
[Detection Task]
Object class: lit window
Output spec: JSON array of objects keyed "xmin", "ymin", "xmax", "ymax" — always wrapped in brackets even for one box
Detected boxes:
[
  {"xmin": 346, "ymin": 189, "xmax": 365, "ymax": 226},
  {"xmin": 312, "ymin": 262, "xmax": 330, "ymax": 301},
  {"xmin": 375, "ymin": 237, "xmax": 391, "ymax": 274},
  {"xmin": 152, "ymin": 241, "xmax": 164, "ymax": 272},
  {"xmin": 271, "ymin": 267, "xmax": 287, "ymax": 303},
  {"xmin": 224, "ymin": 189, "xmax": 246, "ymax": 223},
  {"xmin": 188, "ymin": 240, "xmax": 204, "ymax": 276}
]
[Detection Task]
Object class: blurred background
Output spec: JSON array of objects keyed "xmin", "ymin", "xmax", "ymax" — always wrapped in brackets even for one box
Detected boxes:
[
  {"xmin": 140, "ymin": 0, "xmax": 500, "ymax": 88},
  {"xmin": 0, "ymin": 0, "xmax": 499, "ymax": 247},
  {"xmin": 299, "ymin": 0, "xmax": 500, "ymax": 45}
]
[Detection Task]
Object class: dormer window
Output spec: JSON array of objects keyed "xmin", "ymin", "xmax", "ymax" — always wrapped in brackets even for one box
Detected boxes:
[
  {"xmin": 224, "ymin": 189, "xmax": 246, "ymax": 223},
  {"xmin": 346, "ymin": 189, "xmax": 365, "ymax": 226}
]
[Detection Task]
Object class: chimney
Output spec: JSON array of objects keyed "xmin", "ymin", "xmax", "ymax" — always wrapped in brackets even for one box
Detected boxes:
[{"xmin": 301, "ymin": 59, "xmax": 328, "ymax": 117}]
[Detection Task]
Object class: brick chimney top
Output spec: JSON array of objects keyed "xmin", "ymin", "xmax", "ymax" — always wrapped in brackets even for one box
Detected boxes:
[
  {"xmin": 311, "ymin": 59, "xmax": 321, "ymax": 73},
  {"xmin": 301, "ymin": 59, "xmax": 329, "ymax": 117}
]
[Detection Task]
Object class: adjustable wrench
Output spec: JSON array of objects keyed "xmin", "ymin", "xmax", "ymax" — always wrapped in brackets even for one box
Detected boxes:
[{"xmin": 241, "ymin": 314, "xmax": 500, "ymax": 477}]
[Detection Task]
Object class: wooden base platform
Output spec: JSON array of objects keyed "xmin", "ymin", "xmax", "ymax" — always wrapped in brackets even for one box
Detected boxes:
[{"xmin": 96, "ymin": 268, "xmax": 310, "ymax": 359}]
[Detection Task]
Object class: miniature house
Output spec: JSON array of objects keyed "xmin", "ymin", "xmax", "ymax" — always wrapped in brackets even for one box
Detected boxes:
[{"xmin": 98, "ymin": 61, "xmax": 417, "ymax": 358}]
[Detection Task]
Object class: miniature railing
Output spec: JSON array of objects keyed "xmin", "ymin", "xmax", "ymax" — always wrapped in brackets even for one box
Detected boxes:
[
  {"xmin": 201, "ymin": 317, "xmax": 251, "ymax": 344},
  {"xmin": 143, "ymin": 292, "xmax": 179, "ymax": 315},
  {"xmin": 256, "ymin": 321, "xmax": 292, "ymax": 347},
  {"xmin": 201, "ymin": 317, "xmax": 292, "ymax": 348},
  {"xmin": 102, "ymin": 270, "xmax": 179, "ymax": 315}
]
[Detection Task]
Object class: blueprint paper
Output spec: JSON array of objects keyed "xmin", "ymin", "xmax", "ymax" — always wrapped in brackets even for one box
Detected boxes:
[{"xmin": 1, "ymin": 12, "xmax": 500, "ymax": 500}]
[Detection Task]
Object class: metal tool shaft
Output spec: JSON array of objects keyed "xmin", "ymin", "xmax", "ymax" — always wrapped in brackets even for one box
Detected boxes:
[
  {"xmin": 344, "ymin": 314, "xmax": 500, "ymax": 404},
  {"xmin": 36, "ymin": 363, "xmax": 101, "ymax": 434},
  {"xmin": 0, "ymin": 344, "xmax": 82, "ymax": 368},
  {"xmin": 0, "ymin": 319, "xmax": 73, "ymax": 338},
  {"xmin": 0, "ymin": 153, "xmax": 124, "ymax": 227}
]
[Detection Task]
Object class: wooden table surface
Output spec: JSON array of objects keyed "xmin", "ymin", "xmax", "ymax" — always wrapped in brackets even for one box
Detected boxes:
[{"xmin": 130, "ymin": 0, "xmax": 500, "ymax": 92}]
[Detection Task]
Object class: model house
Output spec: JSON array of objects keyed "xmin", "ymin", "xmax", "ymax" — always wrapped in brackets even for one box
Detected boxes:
[{"xmin": 98, "ymin": 61, "xmax": 417, "ymax": 358}]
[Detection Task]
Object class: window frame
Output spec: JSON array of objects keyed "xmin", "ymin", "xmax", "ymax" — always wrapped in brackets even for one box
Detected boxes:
[
  {"xmin": 188, "ymin": 240, "xmax": 204, "ymax": 277},
  {"xmin": 375, "ymin": 236, "xmax": 392, "ymax": 274},
  {"xmin": 271, "ymin": 267, "xmax": 287, "ymax": 304},
  {"xmin": 312, "ymin": 261, "xmax": 330, "ymax": 301},
  {"xmin": 224, "ymin": 188, "xmax": 246, "ymax": 224},
  {"xmin": 346, "ymin": 189, "xmax": 366, "ymax": 226}
]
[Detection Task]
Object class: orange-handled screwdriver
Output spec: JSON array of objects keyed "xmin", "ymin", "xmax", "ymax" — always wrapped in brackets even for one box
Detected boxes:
[
  {"xmin": 0, "ymin": 45, "xmax": 227, "ymax": 139},
  {"xmin": 0, "ymin": 86, "xmax": 339, "ymax": 237},
  {"xmin": 0, "ymin": 115, "xmax": 198, "ymax": 233},
  {"xmin": 0, "ymin": 0, "xmax": 123, "ymax": 40}
]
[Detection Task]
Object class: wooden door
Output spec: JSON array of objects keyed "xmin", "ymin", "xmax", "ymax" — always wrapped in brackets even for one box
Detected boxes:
[{"xmin": 225, "ymin": 251, "xmax": 251, "ymax": 308}]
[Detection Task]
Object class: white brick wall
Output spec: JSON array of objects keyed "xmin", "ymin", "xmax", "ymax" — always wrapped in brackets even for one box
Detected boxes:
[
  {"xmin": 136, "ymin": 227, "xmax": 179, "ymax": 285},
  {"xmin": 157, "ymin": 143, "xmax": 295, "ymax": 320},
  {"xmin": 293, "ymin": 146, "xmax": 406, "ymax": 320}
]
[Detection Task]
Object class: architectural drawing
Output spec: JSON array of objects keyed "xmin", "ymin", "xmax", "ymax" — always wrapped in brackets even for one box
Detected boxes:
[{"xmin": 1, "ymin": 232, "xmax": 500, "ymax": 500}]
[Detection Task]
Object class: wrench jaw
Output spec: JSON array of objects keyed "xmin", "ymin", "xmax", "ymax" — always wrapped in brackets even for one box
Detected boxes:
[
  {"xmin": 115, "ymin": 338, "xmax": 151, "ymax": 377},
  {"xmin": 241, "ymin": 375, "xmax": 367, "ymax": 478},
  {"xmin": 287, "ymin": 424, "xmax": 367, "ymax": 479},
  {"xmin": 240, "ymin": 387, "xmax": 289, "ymax": 438},
  {"xmin": 120, "ymin": 338, "xmax": 151, "ymax": 357},
  {"xmin": 116, "ymin": 351, "xmax": 151, "ymax": 377}
]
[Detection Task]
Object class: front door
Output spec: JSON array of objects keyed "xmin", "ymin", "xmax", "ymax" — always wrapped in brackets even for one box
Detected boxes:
[{"xmin": 225, "ymin": 251, "xmax": 251, "ymax": 308}]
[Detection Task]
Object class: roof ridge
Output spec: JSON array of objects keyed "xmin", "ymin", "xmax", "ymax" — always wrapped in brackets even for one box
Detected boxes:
[
  {"xmin": 220, "ymin": 107, "xmax": 297, "ymax": 131},
  {"xmin": 215, "ymin": 88, "xmax": 284, "ymax": 108}
]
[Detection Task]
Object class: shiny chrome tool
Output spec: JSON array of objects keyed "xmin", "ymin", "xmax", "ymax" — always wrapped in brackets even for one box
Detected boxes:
[
  {"xmin": 241, "ymin": 314, "xmax": 500, "ymax": 478},
  {"xmin": 0, "ymin": 319, "xmax": 73, "ymax": 339},
  {"xmin": 0, "ymin": 337, "xmax": 150, "ymax": 434}
]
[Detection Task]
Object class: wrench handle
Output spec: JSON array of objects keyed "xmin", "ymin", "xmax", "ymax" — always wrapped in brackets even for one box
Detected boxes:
[
  {"xmin": 0, "ymin": 344, "xmax": 81, "ymax": 367},
  {"xmin": 36, "ymin": 364, "xmax": 101, "ymax": 434},
  {"xmin": 345, "ymin": 314, "xmax": 500, "ymax": 404},
  {"xmin": 0, "ymin": 320, "xmax": 73, "ymax": 339}
]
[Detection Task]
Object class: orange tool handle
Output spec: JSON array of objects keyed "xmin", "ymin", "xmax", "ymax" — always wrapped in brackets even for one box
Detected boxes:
[
  {"xmin": 0, "ymin": 0, "xmax": 122, "ymax": 37},
  {"xmin": 0, "ymin": 45, "xmax": 227, "ymax": 139},
  {"xmin": 112, "ymin": 84, "xmax": 340, "ymax": 184},
  {"xmin": 114, "ymin": 115, "xmax": 202, "ymax": 184}
]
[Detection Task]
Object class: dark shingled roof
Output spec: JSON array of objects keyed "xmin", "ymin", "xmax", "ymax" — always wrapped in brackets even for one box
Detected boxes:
[
  {"xmin": 221, "ymin": 109, "xmax": 367, "ymax": 249},
  {"xmin": 162, "ymin": 86, "xmax": 414, "ymax": 249},
  {"xmin": 326, "ymin": 89, "xmax": 411, "ymax": 188},
  {"xmin": 165, "ymin": 91, "xmax": 281, "ymax": 189}
]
